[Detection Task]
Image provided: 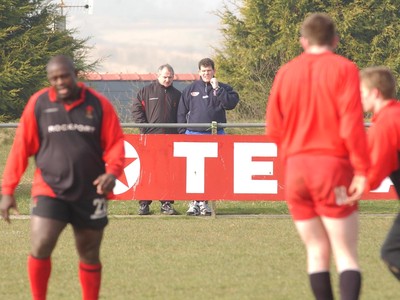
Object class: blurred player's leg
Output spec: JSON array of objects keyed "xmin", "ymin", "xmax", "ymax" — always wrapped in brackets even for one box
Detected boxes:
[
  {"xmin": 322, "ymin": 212, "xmax": 361, "ymax": 300},
  {"xmin": 79, "ymin": 262, "xmax": 102, "ymax": 300},
  {"xmin": 27, "ymin": 256, "xmax": 51, "ymax": 300},
  {"xmin": 29, "ymin": 216, "xmax": 66, "ymax": 300},
  {"xmin": 381, "ymin": 213, "xmax": 400, "ymax": 280},
  {"xmin": 294, "ymin": 217, "xmax": 333, "ymax": 300},
  {"xmin": 74, "ymin": 227, "xmax": 104, "ymax": 300},
  {"xmin": 309, "ymin": 272, "xmax": 333, "ymax": 300}
]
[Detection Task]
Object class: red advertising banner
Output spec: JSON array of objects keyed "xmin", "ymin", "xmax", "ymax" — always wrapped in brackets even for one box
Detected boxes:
[{"xmin": 112, "ymin": 134, "xmax": 398, "ymax": 201}]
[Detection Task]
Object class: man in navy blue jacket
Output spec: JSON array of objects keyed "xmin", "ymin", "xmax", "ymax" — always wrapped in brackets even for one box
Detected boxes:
[{"xmin": 177, "ymin": 57, "xmax": 239, "ymax": 215}]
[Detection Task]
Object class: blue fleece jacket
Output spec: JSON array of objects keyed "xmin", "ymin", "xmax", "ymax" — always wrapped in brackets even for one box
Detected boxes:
[{"xmin": 177, "ymin": 80, "xmax": 239, "ymax": 133}]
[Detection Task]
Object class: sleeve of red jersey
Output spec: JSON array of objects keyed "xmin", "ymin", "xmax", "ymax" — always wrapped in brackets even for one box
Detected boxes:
[
  {"xmin": 99, "ymin": 97, "xmax": 125, "ymax": 178},
  {"xmin": 337, "ymin": 63, "xmax": 370, "ymax": 175},
  {"xmin": 367, "ymin": 124, "xmax": 398, "ymax": 190},
  {"xmin": 265, "ymin": 72, "xmax": 283, "ymax": 146},
  {"xmin": 1, "ymin": 96, "xmax": 40, "ymax": 195}
]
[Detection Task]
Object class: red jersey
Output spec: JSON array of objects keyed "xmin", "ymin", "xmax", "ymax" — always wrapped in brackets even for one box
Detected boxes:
[
  {"xmin": 367, "ymin": 100, "xmax": 400, "ymax": 193},
  {"xmin": 266, "ymin": 51, "xmax": 369, "ymax": 175},
  {"xmin": 1, "ymin": 83, "xmax": 125, "ymax": 201}
]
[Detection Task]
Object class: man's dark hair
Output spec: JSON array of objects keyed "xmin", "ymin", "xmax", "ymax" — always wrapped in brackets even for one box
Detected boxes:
[
  {"xmin": 46, "ymin": 54, "xmax": 76, "ymax": 72},
  {"xmin": 301, "ymin": 13, "xmax": 337, "ymax": 46},
  {"xmin": 198, "ymin": 58, "xmax": 215, "ymax": 70}
]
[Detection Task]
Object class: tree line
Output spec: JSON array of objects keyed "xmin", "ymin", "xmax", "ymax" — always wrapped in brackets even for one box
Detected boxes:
[
  {"xmin": 215, "ymin": 0, "xmax": 400, "ymax": 121},
  {"xmin": 0, "ymin": 0, "xmax": 96, "ymax": 121}
]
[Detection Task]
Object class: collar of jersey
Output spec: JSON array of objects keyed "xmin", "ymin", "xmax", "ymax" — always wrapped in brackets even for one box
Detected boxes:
[
  {"xmin": 372, "ymin": 99, "xmax": 397, "ymax": 122},
  {"xmin": 48, "ymin": 82, "xmax": 86, "ymax": 111}
]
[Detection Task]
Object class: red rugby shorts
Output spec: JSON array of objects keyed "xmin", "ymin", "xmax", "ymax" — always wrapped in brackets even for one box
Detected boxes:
[{"xmin": 285, "ymin": 154, "xmax": 357, "ymax": 220}]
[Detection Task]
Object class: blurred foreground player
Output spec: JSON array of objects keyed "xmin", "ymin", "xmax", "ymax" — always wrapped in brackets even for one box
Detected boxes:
[
  {"xmin": 360, "ymin": 66, "xmax": 400, "ymax": 281},
  {"xmin": 266, "ymin": 13, "xmax": 370, "ymax": 300},
  {"xmin": 0, "ymin": 55, "xmax": 125, "ymax": 300}
]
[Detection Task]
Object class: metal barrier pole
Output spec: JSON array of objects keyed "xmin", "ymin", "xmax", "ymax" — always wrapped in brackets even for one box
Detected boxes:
[
  {"xmin": 211, "ymin": 121, "xmax": 217, "ymax": 135},
  {"xmin": 210, "ymin": 121, "xmax": 217, "ymax": 218}
]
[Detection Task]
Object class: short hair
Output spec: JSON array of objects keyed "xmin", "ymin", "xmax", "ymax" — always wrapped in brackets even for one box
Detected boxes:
[
  {"xmin": 198, "ymin": 58, "xmax": 215, "ymax": 70},
  {"xmin": 158, "ymin": 64, "xmax": 174, "ymax": 75},
  {"xmin": 360, "ymin": 66, "xmax": 397, "ymax": 100},
  {"xmin": 46, "ymin": 54, "xmax": 76, "ymax": 72},
  {"xmin": 301, "ymin": 13, "xmax": 337, "ymax": 46}
]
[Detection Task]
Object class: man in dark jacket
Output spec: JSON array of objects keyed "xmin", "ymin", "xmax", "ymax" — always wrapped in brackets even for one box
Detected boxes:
[
  {"xmin": 177, "ymin": 58, "xmax": 240, "ymax": 216},
  {"xmin": 132, "ymin": 64, "xmax": 181, "ymax": 215}
]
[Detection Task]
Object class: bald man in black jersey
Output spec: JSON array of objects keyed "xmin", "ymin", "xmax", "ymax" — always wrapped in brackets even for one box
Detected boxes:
[{"xmin": 0, "ymin": 55, "xmax": 125, "ymax": 300}]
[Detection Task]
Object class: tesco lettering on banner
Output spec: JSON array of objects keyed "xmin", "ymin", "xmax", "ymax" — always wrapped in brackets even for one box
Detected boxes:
[
  {"xmin": 233, "ymin": 142, "xmax": 278, "ymax": 194},
  {"xmin": 173, "ymin": 142, "xmax": 218, "ymax": 193},
  {"xmin": 172, "ymin": 142, "xmax": 278, "ymax": 195},
  {"xmin": 112, "ymin": 134, "xmax": 398, "ymax": 201}
]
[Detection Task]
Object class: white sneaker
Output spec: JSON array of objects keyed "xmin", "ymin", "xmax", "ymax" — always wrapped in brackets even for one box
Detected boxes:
[
  {"xmin": 186, "ymin": 201, "xmax": 200, "ymax": 216},
  {"xmin": 199, "ymin": 201, "xmax": 212, "ymax": 216}
]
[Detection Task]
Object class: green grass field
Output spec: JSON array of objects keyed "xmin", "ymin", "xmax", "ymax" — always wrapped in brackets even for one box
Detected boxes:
[
  {"xmin": 1, "ymin": 130, "xmax": 400, "ymax": 299},
  {"xmin": 0, "ymin": 201, "xmax": 399, "ymax": 300}
]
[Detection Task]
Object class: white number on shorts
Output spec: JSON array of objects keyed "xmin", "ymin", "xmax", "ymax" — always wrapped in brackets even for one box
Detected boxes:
[
  {"xmin": 90, "ymin": 198, "xmax": 107, "ymax": 219},
  {"xmin": 334, "ymin": 186, "xmax": 347, "ymax": 206}
]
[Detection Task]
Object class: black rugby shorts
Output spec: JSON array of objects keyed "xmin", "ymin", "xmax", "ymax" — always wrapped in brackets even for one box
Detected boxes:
[{"xmin": 31, "ymin": 196, "xmax": 108, "ymax": 229}]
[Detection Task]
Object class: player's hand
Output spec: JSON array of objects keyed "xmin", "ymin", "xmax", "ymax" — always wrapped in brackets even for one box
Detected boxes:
[
  {"xmin": 210, "ymin": 77, "xmax": 219, "ymax": 90},
  {"xmin": 0, "ymin": 194, "xmax": 19, "ymax": 223},
  {"xmin": 93, "ymin": 174, "xmax": 117, "ymax": 195},
  {"xmin": 346, "ymin": 175, "xmax": 367, "ymax": 204}
]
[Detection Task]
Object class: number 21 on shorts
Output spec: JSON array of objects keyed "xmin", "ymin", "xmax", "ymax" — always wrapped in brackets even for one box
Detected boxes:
[{"xmin": 91, "ymin": 198, "xmax": 107, "ymax": 219}]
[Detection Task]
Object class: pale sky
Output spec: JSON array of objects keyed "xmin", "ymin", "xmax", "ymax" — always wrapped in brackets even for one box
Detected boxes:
[{"xmin": 61, "ymin": 0, "xmax": 236, "ymax": 74}]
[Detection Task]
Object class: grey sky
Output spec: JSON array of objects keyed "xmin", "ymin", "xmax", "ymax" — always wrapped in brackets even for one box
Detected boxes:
[{"xmin": 62, "ymin": 0, "xmax": 235, "ymax": 73}]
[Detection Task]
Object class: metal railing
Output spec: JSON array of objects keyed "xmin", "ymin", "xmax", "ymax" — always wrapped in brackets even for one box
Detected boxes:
[
  {"xmin": 121, "ymin": 122, "xmax": 265, "ymax": 129},
  {"xmin": 0, "ymin": 122, "xmax": 371, "ymax": 129}
]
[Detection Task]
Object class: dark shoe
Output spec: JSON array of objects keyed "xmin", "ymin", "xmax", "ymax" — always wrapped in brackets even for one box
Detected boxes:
[
  {"xmin": 138, "ymin": 203, "xmax": 150, "ymax": 215},
  {"xmin": 161, "ymin": 202, "xmax": 177, "ymax": 215}
]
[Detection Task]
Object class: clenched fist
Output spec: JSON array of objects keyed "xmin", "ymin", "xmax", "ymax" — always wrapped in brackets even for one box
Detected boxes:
[{"xmin": 210, "ymin": 77, "xmax": 219, "ymax": 90}]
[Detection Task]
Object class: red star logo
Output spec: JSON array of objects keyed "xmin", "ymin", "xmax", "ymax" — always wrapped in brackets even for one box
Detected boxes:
[{"xmin": 117, "ymin": 157, "xmax": 137, "ymax": 187}]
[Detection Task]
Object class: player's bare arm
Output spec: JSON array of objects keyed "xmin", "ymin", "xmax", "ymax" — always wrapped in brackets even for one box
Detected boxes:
[
  {"xmin": 93, "ymin": 174, "xmax": 117, "ymax": 195},
  {"xmin": 0, "ymin": 194, "xmax": 19, "ymax": 223}
]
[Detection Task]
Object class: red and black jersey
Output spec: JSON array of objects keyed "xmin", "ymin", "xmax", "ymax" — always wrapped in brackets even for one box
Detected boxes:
[
  {"xmin": 367, "ymin": 100, "xmax": 400, "ymax": 196},
  {"xmin": 266, "ymin": 51, "xmax": 370, "ymax": 175},
  {"xmin": 1, "ymin": 83, "xmax": 125, "ymax": 201}
]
